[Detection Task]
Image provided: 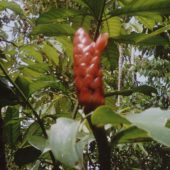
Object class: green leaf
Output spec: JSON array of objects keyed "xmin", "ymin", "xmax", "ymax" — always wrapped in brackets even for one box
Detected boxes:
[
  {"xmin": 49, "ymin": 118, "xmax": 83, "ymax": 167},
  {"xmin": 36, "ymin": 8, "xmax": 82, "ymax": 24},
  {"xmin": 21, "ymin": 45, "xmax": 43, "ymax": 63},
  {"xmin": 27, "ymin": 63, "xmax": 49, "ymax": 73},
  {"xmin": 112, "ymin": 33, "xmax": 169, "ymax": 46},
  {"xmin": 41, "ymin": 43, "xmax": 59, "ymax": 66},
  {"xmin": 0, "ymin": 1, "xmax": 24, "ymax": 16},
  {"xmin": 126, "ymin": 108, "xmax": 170, "ymax": 147},
  {"xmin": 16, "ymin": 75, "xmax": 64, "ymax": 97},
  {"xmin": 82, "ymin": 0, "xmax": 105, "ymax": 19},
  {"xmin": 29, "ymin": 77, "xmax": 65, "ymax": 96},
  {"xmin": 71, "ymin": 15, "xmax": 93, "ymax": 30},
  {"xmin": 15, "ymin": 76, "xmax": 31, "ymax": 97},
  {"xmin": 135, "ymin": 24, "xmax": 170, "ymax": 44},
  {"xmin": 14, "ymin": 146, "xmax": 41, "ymax": 166},
  {"xmin": 43, "ymin": 94, "xmax": 72, "ymax": 117},
  {"xmin": 105, "ymin": 85, "xmax": 157, "ymax": 97},
  {"xmin": 28, "ymin": 135, "xmax": 47, "ymax": 152},
  {"xmin": 21, "ymin": 68, "xmax": 43, "ymax": 78},
  {"xmin": 4, "ymin": 107, "xmax": 20, "ymax": 148},
  {"xmin": 56, "ymin": 36, "xmax": 73, "ymax": 62},
  {"xmin": 133, "ymin": 85, "xmax": 157, "ymax": 96},
  {"xmin": 105, "ymin": 89, "xmax": 133, "ymax": 97},
  {"xmin": 113, "ymin": 126, "xmax": 150, "ymax": 144},
  {"xmin": 111, "ymin": 0, "xmax": 170, "ymax": 17},
  {"xmin": 137, "ymin": 14, "xmax": 162, "ymax": 30},
  {"xmin": 31, "ymin": 23, "xmax": 75, "ymax": 36},
  {"xmin": 102, "ymin": 17, "xmax": 122, "ymax": 37},
  {"xmin": 103, "ymin": 39, "xmax": 119, "ymax": 71},
  {"xmin": 20, "ymin": 122, "xmax": 41, "ymax": 147},
  {"xmin": 91, "ymin": 105, "xmax": 131, "ymax": 126}
]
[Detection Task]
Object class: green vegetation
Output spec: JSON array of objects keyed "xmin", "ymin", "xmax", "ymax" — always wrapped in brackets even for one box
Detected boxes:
[{"xmin": 0, "ymin": 0, "xmax": 169, "ymax": 169}]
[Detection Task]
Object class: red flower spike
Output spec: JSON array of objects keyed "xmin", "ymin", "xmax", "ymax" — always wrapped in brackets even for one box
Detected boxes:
[{"xmin": 73, "ymin": 28, "xmax": 108, "ymax": 110}]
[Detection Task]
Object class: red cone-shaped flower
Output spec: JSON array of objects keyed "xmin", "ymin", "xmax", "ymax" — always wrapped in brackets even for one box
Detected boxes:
[{"xmin": 73, "ymin": 28, "xmax": 108, "ymax": 110}]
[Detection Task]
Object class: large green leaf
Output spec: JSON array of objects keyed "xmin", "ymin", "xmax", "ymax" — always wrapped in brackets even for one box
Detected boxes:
[
  {"xmin": 31, "ymin": 23, "xmax": 75, "ymax": 36},
  {"xmin": 36, "ymin": 8, "xmax": 82, "ymax": 24},
  {"xmin": 28, "ymin": 135, "xmax": 47, "ymax": 152},
  {"xmin": 15, "ymin": 76, "xmax": 31, "ymax": 97},
  {"xmin": 111, "ymin": 0, "xmax": 170, "ymax": 17},
  {"xmin": 29, "ymin": 77, "xmax": 65, "ymax": 95},
  {"xmin": 112, "ymin": 33, "xmax": 169, "ymax": 46},
  {"xmin": 56, "ymin": 36, "xmax": 73, "ymax": 62},
  {"xmin": 42, "ymin": 94, "xmax": 72, "ymax": 117},
  {"xmin": 92, "ymin": 106, "xmax": 170, "ymax": 146},
  {"xmin": 0, "ymin": 1, "xmax": 24, "ymax": 16},
  {"xmin": 91, "ymin": 106, "xmax": 150, "ymax": 144},
  {"xmin": 133, "ymin": 85, "xmax": 157, "ymax": 95},
  {"xmin": 16, "ymin": 75, "xmax": 64, "ymax": 98},
  {"xmin": 137, "ymin": 14, "xmax": 162, "ymax": 30},
  {"xmin": 21, "ymin": 68, "xmax": 43, "ymax": 78},
  {"xmin": 20, "ymin": 122, "xmax": 41, "ymax": 147},
  {"xmin": 102, "ymin": 39, "xmax": 119, "ymax": 71},
  {"xmin": 113, "ymin": 126, "xmax": 150, "ymax": 144},
  {"xmin": 4, "ymin": 107, "xmax": 20, "ymax": 148},
  {"xmin": 20, "ymin": 45, "xmax": 43, "ymax": 63},
  {"xmin": 126, "ymin": 108, "xmax": 170, "ymax": 147},
  {"xmin": 135, "ymin": 24, "xmax": 170, "ymax": 44},
  {"xmin": 71, "ymin": 15, "xmax": 93, "ymax": 30},
  {"xmin": 82, "ymin": 0, "xmax": 105, "ymax": 19},
  {"xmin": 91, "ymin": 105, "xmax": 131, "ymax": 126},
  {"xmin": 41, "ymin": 43, "xmax": 59, "ymax": 66},
  {"xmin": 102, "ymin": 17, "xmax": 122, "ymax": 37},
  {"xmin": 27, "ymin": 63, "xmax": 49, "ymax": 73},
  {"xmin": 48, "ymin": 118, "xmax": 83, "ymax": 167},
  {"xmin": 105, "ymin": 85, "xmax": 157, "ymax": 97}
]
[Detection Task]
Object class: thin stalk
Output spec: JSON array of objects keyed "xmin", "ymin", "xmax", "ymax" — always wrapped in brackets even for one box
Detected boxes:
[
  {"xmin": 0, "ymin": 63, "xmax": 60, "ymax": 169},
  {"xmin": 72, "ymin": 100, "xmax": 79, "ymax": 119}
]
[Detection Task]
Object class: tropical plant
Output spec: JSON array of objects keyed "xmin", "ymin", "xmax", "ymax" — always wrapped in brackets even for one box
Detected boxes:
[{"xmin": 0, "ymin": 0, "xmax": 170, "ymax": 170}]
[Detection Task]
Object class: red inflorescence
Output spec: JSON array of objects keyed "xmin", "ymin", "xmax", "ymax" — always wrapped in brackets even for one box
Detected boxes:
[{"xmin": 73, "ymin": 28, "xmax": 108, "ymax": 110}]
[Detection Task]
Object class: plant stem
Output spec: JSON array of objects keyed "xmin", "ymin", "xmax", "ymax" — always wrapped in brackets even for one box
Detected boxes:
[
  {"xmin": 0, "ymin": 62, "xmax": 60, "ymax": 169},
  {"xmin": 0, "ymin": 108, "xmax": 8, "ymax": 170},
  {"xmin": 86, "ymin": 2, "xmax": 111, "ymax": 169},
  {"xmin": 86, "ymin": 113, "xmax": 111, "ymax": 170},
  {"xmin": 94, "ymin": 0, "xmax": 107, "ymax": 40}
]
